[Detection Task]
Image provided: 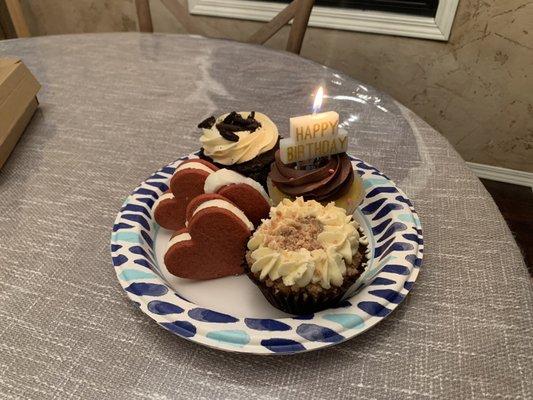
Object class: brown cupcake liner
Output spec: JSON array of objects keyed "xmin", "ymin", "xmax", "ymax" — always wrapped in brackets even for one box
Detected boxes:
[{"xmin": 244, "ymin": 237, "xmax": 368, "ymax": 315}]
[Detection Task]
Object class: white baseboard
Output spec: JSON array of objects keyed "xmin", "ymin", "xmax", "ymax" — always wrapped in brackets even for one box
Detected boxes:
[{"xmin": 467, "ymin": 162, "xmax": 533, "ymax": 188}]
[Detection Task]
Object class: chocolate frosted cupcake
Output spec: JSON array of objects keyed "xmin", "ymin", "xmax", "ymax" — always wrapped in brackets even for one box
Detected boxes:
[
  {"xmin": 245, "ymin": 197, "xmax": 368, "ymax": 315},
  {"xmin": 267, "ymin": 151, "xmax": 364, "ymax": 215},
  {"xmin": 197, "ymin": 111, "xmax": 279, "ymax": 188}
]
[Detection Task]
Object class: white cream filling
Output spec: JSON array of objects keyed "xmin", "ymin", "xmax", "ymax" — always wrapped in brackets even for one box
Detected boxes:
[
  {"xmin": 193, "ymin": 199, "xmax": 253, "ymax": 231},
  {"xmin": 153, "ymin": 192, "xmax": 175, "ymax": 212},
  {"xmin": 167, "ymin": 232, "xmax": 192, "ymax": 250},
  {"xmin": 176, "ymin": 161, "xmax": 215, "ymax": 174},
  {"xmin": 204, "ymin": 169, "xmax": 270, "ymax": 203}
]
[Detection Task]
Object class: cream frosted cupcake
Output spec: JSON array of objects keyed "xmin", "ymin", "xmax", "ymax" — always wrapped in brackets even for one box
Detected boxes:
[
  {"xmin": 244, "ymin": 197, "xmax": 368, "ymax": 314},
  {"xmin": 198, "ymin": 111, "xmax": 279, "ymax": 188}
]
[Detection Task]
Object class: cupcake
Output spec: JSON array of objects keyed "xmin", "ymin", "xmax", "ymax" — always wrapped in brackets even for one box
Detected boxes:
[
  {"xmin": 267, "ymin": 151, "xmax": 364, "ymax": 215},
  {"xmin": 244, "ymin": 197, "xmax": 368, "ymax": 314},
  {"xmin": 198, "ymin": 111, "xmax": 279, "ymax": 188}
]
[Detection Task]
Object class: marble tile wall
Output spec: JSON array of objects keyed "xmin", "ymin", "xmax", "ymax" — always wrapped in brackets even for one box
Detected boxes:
[{"xmin": 16, "ymin": 0, "xmax": 533, "ymax": 172}]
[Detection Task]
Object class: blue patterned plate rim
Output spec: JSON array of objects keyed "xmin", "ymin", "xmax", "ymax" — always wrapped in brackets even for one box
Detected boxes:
[{"xmin": 111, "ymin": 153, "xmax": 423, "ymax": 355}]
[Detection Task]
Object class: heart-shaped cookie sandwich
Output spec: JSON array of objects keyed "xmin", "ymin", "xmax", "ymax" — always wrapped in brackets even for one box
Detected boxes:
[
  {"xmin": 154, "ymin": 159, "xmax": 218, "ymax": 230},
  {"xmin": 164, "ymin": 194, "xmax": 253, "ymax": 280},
  {"xmin": 153, "ymin": 191, "xmax": 182, "ymax": 230},
  {"xmin": 204, "ymin": 169, "xmax": 270, "ymax": 227}
]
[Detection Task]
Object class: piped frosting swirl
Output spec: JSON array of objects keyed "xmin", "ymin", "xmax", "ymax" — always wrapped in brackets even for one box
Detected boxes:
[
  {"xmin": 269, "ymin": 151, "xmax": 354, "ymax": 202},
  {"xmin": 247, "ymin": 197, "xmax": 360, "ymax": 289},
  {"xmin": 200, "ymin": 112, "xmax": 278, "ymax": 165}
]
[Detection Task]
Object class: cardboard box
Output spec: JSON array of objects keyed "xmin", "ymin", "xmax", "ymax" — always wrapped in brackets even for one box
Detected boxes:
[{"xmin": 0, "ymin": 58, "xmax": 40, "ymax": 169}]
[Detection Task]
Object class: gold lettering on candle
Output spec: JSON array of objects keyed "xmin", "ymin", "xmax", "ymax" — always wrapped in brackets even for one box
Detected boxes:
[
  {"xmin": 287, "ymin": 146, "xmax": 295, "ymax": 163},
  {"xmin": 339, "ymin": 136, "xmax": 347, "ymax": 149},
  {"xmin": 321, "ymin": 122, "xmax": 328, "ymax": 136},
  {"xmin": 313, "ymin": 123, "xmax": 321, "ymax": 136},
  {"xmin": 328, "ymin": 139, "xmax": 336, "ymax": 153},
  {"xmin": 296, "ymin": 127, "xmax": 304, "ymax": 142}
]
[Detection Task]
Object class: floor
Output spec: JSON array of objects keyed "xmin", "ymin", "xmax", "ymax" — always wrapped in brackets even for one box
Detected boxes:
[{"xmin": 480, "ymin": 179, "xmax": 532, "ymax": 276}]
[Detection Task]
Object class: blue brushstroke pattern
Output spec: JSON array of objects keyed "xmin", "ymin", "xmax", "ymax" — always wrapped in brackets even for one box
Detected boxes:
[
  {"xmin": 374, "ymin": 237, "xmax": 395, "ymax": 258},
  {"xmin": 361, "ymin": 198, "xmax": 386, "ymax": 214},
  {"xmin": 188, "ymin": 308, "xmax": 239, "ymax": 323},
  {"xmin": 110, "ymin": 244, "xmax": 122, "ymax": 252},
  {"xmin": 376, "ymin": 222, "xmax": 407, "ymax": 243},
  {"xmin": 382, "ymin": 264, "xmax": 410, "ymax": 275},
  {"xmin": 134, "ymin": 259, "xmax": 153, "ymax": 269},
  {"xmin": 148, "ymin": 300, "xmax": 184, "ymax": 315},
  {"xmin": 296, "ymin": 324, "xmax": 345, "ymax": 343},
  {"xmin": 136, "ymin": 197, "xmax": 155, "ymax": 208},
  {"xmin": 145, "ymin": 181, "xmax": 168, "ymax": 192},
  {"xmin": 112, "ymin": 254, "xmax": 128, "ymax": 266},
  {"xmin": 113, "ymin": 222, "xmax": 134, "ymax": 232},
  {"xmin": 160, "ymin": 166, "xmax": 176, "ymax": 175},
  {"xmin": 148, "ymin": 173, "xmax": 168, "ymax": 180},
  {"xmin": 161, "ymin": 321, "xmax": 196, "ymax": 338},
  {"xmin": 261, "ymin": 338, "xmax": 306, "ymax": 353},
  {"xmin": 358, "ymin": 301, "xmax": 392, "ymax": 317},
  {"xmin": 121, "ymin": 204, "xmax": 151, "ymax": 218},
  {"xmin": 122, "ymin": 214, "xmax": 151, "ymax": 230},
  {"xmin": 118, "ymin": 269, "xmax": 157, "ymax": 281},
  {"xmin": 406, "ymin": 254, "xmax": 423, "ymax": 267},
  {"xmin": 372, "ymin": 218, "xmax": 392, "ymax": 235},
  {"xmin": 370, "ymin": 277, "xmax": 396, "ymax": 286},
  {"xmin": 141, "ymin": 230, "xmax": 153, "ymax": 248},
  {"xmin": 367, "ymin": 186, "xmax": 398, "ymax": 197},
  {"xmin": 380, "ymin": 242, "xmax": 414, "ymax": 259},
  {"xmin": 372, "ymin": 203, "xmax": 404, "ymax": 221},
  {"xmin": 125, "ymin": 282, "xmax": 168, "ymax": 296},
  {"xmin": 368, "ymin": 289, "xmax": 405, "ymax": 304},
  {"xmin": 133, "ymin": 188, "xmax": 159, "ymax": 198},
  {"xmin": 244, "ymin": 318, "xmax": 291, "ymax": 331},
  {"xmin": 322, "ymin": 313, "xmax": 364, "ymax": 329},
  {"xmin": 206, "ymin": 330, "xmax": 250, "ymax": 346}
]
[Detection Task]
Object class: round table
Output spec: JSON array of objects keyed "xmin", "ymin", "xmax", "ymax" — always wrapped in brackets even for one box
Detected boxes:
[{"xmin": 1, "ymin": 33, "xmax": 531, "ymax": 400}]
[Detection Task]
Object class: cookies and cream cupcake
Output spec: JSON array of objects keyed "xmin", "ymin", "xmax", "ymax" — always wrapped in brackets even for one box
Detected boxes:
[
  {"xmin": 245, "ymin": 197, "xmax": 368, "ymax": 314},
  {"xmin": 198, "ymin": 111, "xmax": 279, "ymax": 188}
]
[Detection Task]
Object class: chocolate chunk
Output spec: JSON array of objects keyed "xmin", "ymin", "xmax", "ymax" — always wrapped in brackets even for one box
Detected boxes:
[
  {"xmin": 217, "ymin": 126, "xmax": 240, "ymax": 142},
  {"xmin": 198, "ymin": 116, "xmax": 216, "ymax": 129},
  {"xmin": 223, "ymin": 111, "xmax": 238, "ymax": 124},
  {"xmin": 215, "ymin": 111, "xmax": 263, "ymax": 142}
]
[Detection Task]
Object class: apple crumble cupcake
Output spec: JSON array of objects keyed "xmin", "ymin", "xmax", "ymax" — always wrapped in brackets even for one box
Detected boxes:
[
  {"xmin": 197, "ymin": 111, "xmax": 279, "ymax": 188},
  {"xmin": 245, "ymin": 197, "xmax": 368, "ymax": 314}
]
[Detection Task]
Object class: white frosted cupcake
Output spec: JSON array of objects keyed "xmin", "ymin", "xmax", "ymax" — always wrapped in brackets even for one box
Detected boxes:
[
  {"xmin": 198, "ymin": 111, "xmax": 279, "ymax": 188},
  {"xmin": 245, "ymin": 197, "xmax": 368, "ymax": 314}
]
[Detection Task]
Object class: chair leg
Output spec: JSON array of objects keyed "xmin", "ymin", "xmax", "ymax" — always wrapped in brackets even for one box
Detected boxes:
[
  {"xmin": 286, "ymin": 0, "xmax": 314, "ymax": 54},
  {"xmin": 135, "ymin": 0, "xmax": 154, "ymax": 33},
  {"xmin": 4, "ymin": 0, "xmax": 30, "ymax": 37}
]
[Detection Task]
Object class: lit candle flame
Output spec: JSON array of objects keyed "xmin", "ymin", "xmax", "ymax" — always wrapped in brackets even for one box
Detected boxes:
[{"xmin": 312, "ymin": 86, "xmax": 324, "ymax": 114}]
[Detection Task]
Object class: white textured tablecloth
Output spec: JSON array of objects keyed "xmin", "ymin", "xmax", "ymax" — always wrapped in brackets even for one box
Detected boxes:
[{"xmin": 0, "ymin": 33, "xmax": 531, "ymax": 400}]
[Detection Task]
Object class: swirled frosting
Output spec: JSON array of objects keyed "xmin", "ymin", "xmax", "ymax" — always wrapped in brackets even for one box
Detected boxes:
[
  {"xmin": 247, "ymin": 197, "xmax": 360, "ymax": 289},
  {"xmin": 200, "ymin": 112, "xmax": 278, "ymax": 165},
  {"xmin": 269, "ymin": 151, "xmax": 354, "ymax": 202}
]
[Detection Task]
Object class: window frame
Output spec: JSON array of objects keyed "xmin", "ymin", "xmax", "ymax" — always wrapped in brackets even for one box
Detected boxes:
[{"xmin": 187, "ymin": 0, "xmax": 459, "ymax": 41}]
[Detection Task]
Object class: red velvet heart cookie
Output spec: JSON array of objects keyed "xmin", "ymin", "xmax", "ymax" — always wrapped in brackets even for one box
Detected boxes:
[
  {"xmin": 204, "ymin": 169, "xmax": 271, "ymax": 227},
  {"xmin": 156, "ymin": 159, "xmax": 218, "ymax": 230},
  {"xmin": 153, "ymin": 191, "xmax": 182, "ymax": 230},
  {"xmin": 164, "ymin": 194, "xmax": 253, "ymax": 280}
]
